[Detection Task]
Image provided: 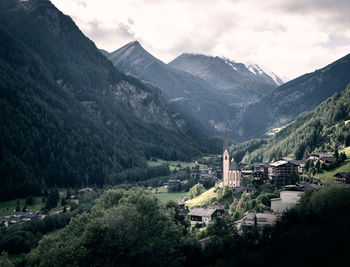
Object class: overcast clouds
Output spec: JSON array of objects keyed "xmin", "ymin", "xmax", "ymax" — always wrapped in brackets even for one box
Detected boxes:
[{"xmin": 51, "ymin": 0, "xmax": 350, "ymax": 80}]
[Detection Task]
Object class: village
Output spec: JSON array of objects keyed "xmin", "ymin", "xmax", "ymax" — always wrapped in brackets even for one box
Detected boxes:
[
  {"xmin": 169, "ymin": 142, "xmax": 350, "ymax": 233},
  {"xmin": 1, "ymin": 143, "xmax": 349, "ymax": 237}
]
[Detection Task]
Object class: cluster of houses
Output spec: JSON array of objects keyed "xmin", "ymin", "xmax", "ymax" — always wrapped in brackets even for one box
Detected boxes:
[{"xmin": 0, "ymin": 211, "xmax": 46, "ymax": 228}]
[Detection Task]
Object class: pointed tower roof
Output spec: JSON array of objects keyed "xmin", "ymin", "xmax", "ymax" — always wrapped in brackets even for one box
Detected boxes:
[{"xmin": 223, "ymin": 128, "xmax": 228, "ymax": 152}]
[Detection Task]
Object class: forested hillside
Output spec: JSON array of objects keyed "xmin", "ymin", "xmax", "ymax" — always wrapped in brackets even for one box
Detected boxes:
[
  {"xmin": 237, "ymin": 53, "xmax": 350, "ymax": 140},
  {"xmin": 0, "ymin": 0, "xmax": 216, "ymax": 201},
  {"xmin": 233, "ymin": 84, "xmax": 350, "ymax": 163}
]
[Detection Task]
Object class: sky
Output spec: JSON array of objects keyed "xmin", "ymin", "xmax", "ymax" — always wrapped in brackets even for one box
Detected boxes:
[{"xmin": 51, "ymin": 0, "xmax": 350, "ymax": 80}]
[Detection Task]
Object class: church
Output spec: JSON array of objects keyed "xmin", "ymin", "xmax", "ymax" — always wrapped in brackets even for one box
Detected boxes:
[{"xmin": 222, "ymin": 133, "xmax": 242, "ymax": 188}]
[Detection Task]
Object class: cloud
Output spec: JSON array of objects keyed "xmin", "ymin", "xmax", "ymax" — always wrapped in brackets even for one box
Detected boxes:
[{"xmin": 51, "ymin": 0, "xmax": 350, "ymax": 79}]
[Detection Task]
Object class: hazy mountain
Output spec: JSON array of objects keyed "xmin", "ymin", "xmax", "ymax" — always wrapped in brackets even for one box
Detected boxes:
[
  {"xmin": 169, "ymin": 54, "xmax": 280, "ymax": 103},
  {"xmin": 107, "ymin": 41, "xmax": 238, "ymax": 134},
  {"xmin": 237, "ymin": 52, "xmax": 350, "ymax": 139},
  {"xmin": 0, "ymin": 0, "xmax": 213, "ymax": 200}
]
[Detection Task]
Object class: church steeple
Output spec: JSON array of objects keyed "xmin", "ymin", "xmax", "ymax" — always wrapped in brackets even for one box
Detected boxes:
[{"xmin": 223, "ymin": 128, "xmax": 228, "ymax": 152}]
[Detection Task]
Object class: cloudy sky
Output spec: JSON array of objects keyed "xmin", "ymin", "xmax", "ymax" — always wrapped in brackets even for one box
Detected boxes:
[{"xmin": 51, "ymin": 0, "xmax": 350, "ymax": 80}]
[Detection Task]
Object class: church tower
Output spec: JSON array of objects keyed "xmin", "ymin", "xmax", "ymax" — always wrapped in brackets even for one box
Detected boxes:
[{"xmin": 222, "ymin": 130, "xmax": 230, "ymax": 187}]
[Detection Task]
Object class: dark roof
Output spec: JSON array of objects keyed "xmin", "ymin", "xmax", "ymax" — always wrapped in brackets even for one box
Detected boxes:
[
  {"xmin": 334, "ymin": 172, "xmax": 350, "ymax": 179},
  {"xmin": 282, "ymin": 185, "xmax": 304, "ymax": 192},
  {"xmin": 188, "ymin": 205, "xmax": 224, "ymax": 217},
  {"xmin": 229, "ymin": 159, "xmax": 239, "ymax": 170},
  {"xmin": 289, "ymin": 160, "xmax": 306, "ymax": 166}
]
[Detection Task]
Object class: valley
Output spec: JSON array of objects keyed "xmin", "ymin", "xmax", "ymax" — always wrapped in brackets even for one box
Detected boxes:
[{"xmin": 0, "ymin": 0, "xmax": 350, "ymax": 266}]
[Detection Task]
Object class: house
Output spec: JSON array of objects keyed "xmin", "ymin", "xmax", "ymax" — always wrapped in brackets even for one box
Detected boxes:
[
  {"xmin": 253, "ymin": 163, "xmax": 269, "ymax": 173},
  {"xmin": 78, "ymin": 187, "xmax": 93, "ymax": 195},
  {"xmin": 334, "ymin": 172, "xmax": 350, "ymax": 184},
  {"xmin": 236, "ymin": 211, "xmax": 278, "ymax": 231},
  {"xmin": 233, "ymin": 184, "xmax": 256, "ymax": 194},
  {"xmin": 309, "ymin": 152, "xmax": 335, "ymax": 164},
  {"xmin": 188, "ymin": 205, "xmax": 224, "ymax": 225},
  {"xmin": 289, "ymin": 160, "xmax": 306, "ymax": 174},
  {"xmin": 241, "ymin": 170, "xmax": 253, "ymax": 178},
  {"xmin": 0, "ymin": 220, "xmax": 8, "ymax": 228},
  {"xmin": 270, "ymin": 183, "xmax": 320, "ymax": 213},
  {"xmin": 174, "ymin": 199, "xmax": 186, "ymax": 210},
  {"xmin": 252, "ymin": 170, "xmax": 267, "ymax": 181}
]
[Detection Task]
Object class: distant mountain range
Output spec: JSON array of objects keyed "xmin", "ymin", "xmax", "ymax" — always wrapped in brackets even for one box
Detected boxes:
[
  {"xmin": 237, "ymin": 52, "xmax": 350, "ymax": 140},
  {"xmin": 106, "ymin": 41, "xmax": 238, "ymax": 134},
  {"xmin": 169, "ymin": 54, "xmax": 281, "ymax": 103},
  {"xmin": 105, "ymin": 42, "xmax": 281, "ymax": 135}
]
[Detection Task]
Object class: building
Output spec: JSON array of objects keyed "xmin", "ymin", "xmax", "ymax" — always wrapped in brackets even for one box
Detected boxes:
[
  {"xmin": 270, "ymin": 185, "xmax": 304, "ymax": 213},
  {"xmin": 253, "ymin": 163, "xmax": 269, "ymax": 173},
  {"xmin": 270, "ymin": 184, "xmax": 320, "ymax": 213},
  {"xmin": 78, "ymin": 187, "xmax": 93, "ymax": 195},
  {"xmin": 334, "ymin": 172, "xmax": 350, "ymax": 184},
  {"xmin": 188, "ymin": 205, "xmax": 224, "ymax": 225},
  {"xmin": 309, "ymin": 152, "xmax": 335, "ymax": 164},
  {"xmin": 236, "ymin": 211, "xmax": 278, "ymax": 231},
  {"xmin": 289, "ymin": 160, "xmax": 306, "ymax": 174},
  {"xmin": 269, "ymin": 160, "xmax": 298, "ymax": 177},
  {"xmin": 222, "ymin": 132, "xmax": 242, "ymax": 188}
]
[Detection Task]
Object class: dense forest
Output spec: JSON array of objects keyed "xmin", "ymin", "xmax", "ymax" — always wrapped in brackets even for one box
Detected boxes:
[
  {"xmin": 0, "ymin": 0, "xmax": 221, "ymax": 201},
  {"xmin": 2, "ymin": 186, "xmax": 343, "ymax": 266},
  {"xmin": 231, "ymin": 84, "xmax": 350, "ymax": 163}
]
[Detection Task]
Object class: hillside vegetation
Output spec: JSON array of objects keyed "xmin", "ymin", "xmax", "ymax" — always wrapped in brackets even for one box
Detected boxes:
[
  {"xmin": 0, "ymin": 0, "xmax": 214, "ymax": 201},
  {"xmin": 238, "ymin": 53, "xmax": 350, "ymax": 140},
  {"xmin": 234, "ymin": 84, "xmax": 350, "ymax": 163}
]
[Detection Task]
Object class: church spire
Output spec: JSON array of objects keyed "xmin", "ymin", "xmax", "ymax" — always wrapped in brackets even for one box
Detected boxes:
[{"xmin": 223, "ymin": 128, "xmax": 228, "ymax": 151}]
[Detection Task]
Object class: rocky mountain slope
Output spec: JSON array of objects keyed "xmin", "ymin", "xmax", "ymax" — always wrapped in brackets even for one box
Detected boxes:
[
  {"xmin": 169, "ymin": 54, "xmax": 280, "ymax": 103},
  {"xmin": 106, "ymin": 41, "xmax": 237, "ymax": 134}
]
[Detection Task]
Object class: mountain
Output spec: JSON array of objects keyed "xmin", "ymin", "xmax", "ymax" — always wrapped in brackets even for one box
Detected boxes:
[
  {"xmin": 233, "ymin": 84, "xmax": 350, "ymax": 164},
  {"xmin": 245, "ymin": 63, "xmax": 284, "ymax": 86},
  {"xmin": 0, "ymin": 0, "xmax": 212, "ymax": 201},
  {"xmin": 237, "ymin": 53, "xmax": 350, "ymax": 139},
  {"xmin": 107, "ymin": 41, "xmax": 237, "ymax": 134},
  {"xmin": 168, "ymin": 54, "xmax": 280, "ymax": 103}
]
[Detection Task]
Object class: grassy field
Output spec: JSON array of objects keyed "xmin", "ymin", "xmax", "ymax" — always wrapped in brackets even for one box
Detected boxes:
[
  {"xmin": 0, "ymin": 197, "xmax": 44, "ymax": 218},
  {"xmin": 316, "ymin": 146, "xmax": 350, "ymax": 183},
  {"xmin": 186, "ymin": 187, "xmax": 218, "ymax": 209},
  {"xmin": 147, "ymin": 159, "xmax": 207, "ymax": 171},
  {"xmin": 154, "ymin": 192, "xmax": 188, "ymax": 203}
]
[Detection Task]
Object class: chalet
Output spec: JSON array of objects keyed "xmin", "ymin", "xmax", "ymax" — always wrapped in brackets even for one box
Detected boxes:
[
  {"xmin": 309, "ymin": 152, "xmax": 335, "ymax": 163},
  {"xmin": 334, "ymin": 172, "xmax": 350, "ymax": 184},
  {"xmin": 252, "ymin": 170, "xmax": 267, "ymax": 180},
  {"xmin": 241, "ymin": 170, "xmax": 253, "ymax": 178},
  {"xmin": 233, "ymin": 184, "xmax": 256, "ymax": 194},
  {"xmin": 268, "ymin": 160, "xmax": 298, "ymax": 179},
  {"xmin": 253, "ymin": 163, "xmax": 269, "ymax": 173},
  {"xmin": 174, "ymin": 199, "xmax": 186, "ymax": 210},
  {"xmin": 236, "ymin": 211, "xmax": 278, "ymax": 231},
  {"xmin": 188, "ymin": 205, "xmax": 224, "ymax": 225},
  {"xmin": 78, "ymin": 187, "xmax": 93, "ymax": 195},
  {"xmin": 289, "ymin": 160, "xmax": 306, "ymax": 174}
]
